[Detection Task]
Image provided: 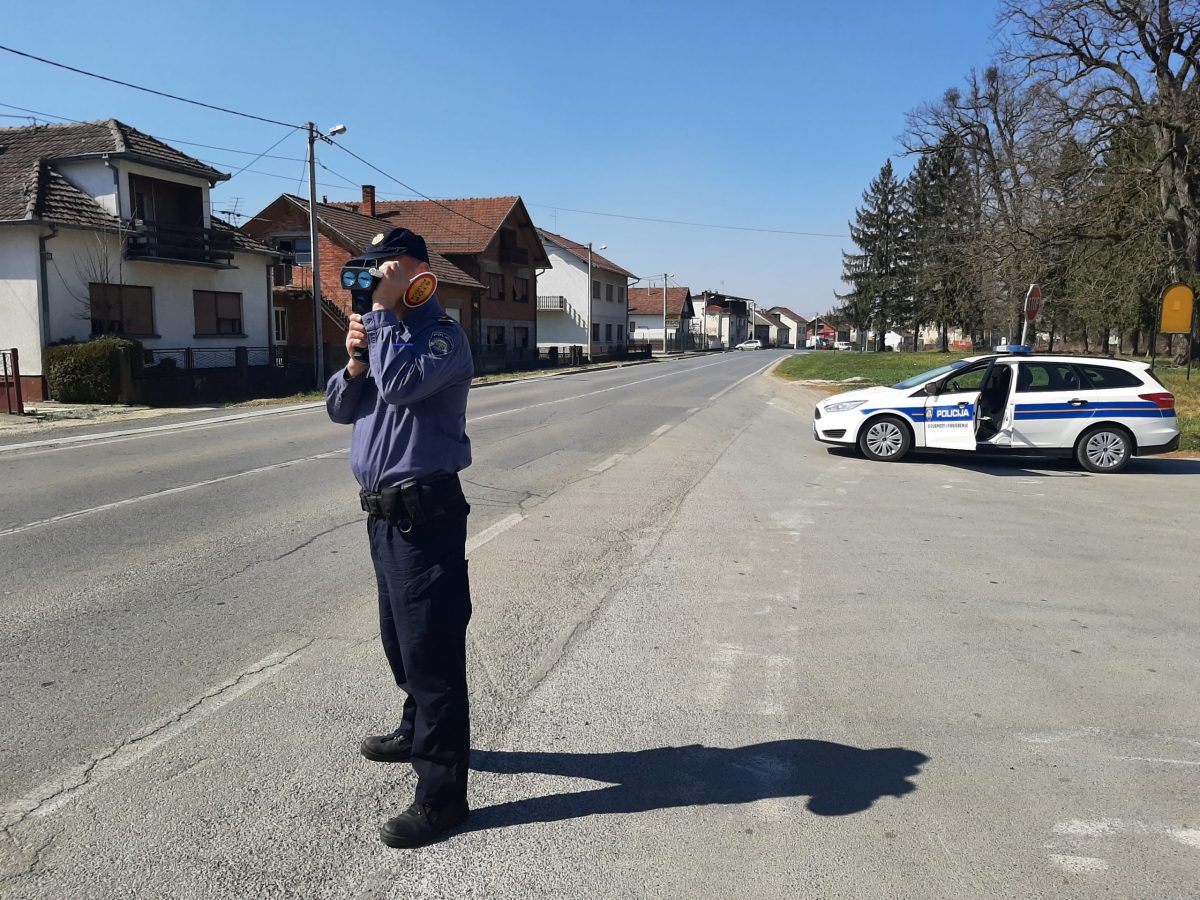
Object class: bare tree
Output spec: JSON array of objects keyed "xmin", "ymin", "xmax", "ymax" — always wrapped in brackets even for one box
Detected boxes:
[{"xmin": 1001, "ymin": 0, "xmax": 1200, "ymax": 357}]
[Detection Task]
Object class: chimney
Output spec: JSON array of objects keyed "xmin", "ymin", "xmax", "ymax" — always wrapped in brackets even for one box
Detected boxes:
[{"xmin": 362, "ymin": 184, "xmax": 376, "ymax": 218}]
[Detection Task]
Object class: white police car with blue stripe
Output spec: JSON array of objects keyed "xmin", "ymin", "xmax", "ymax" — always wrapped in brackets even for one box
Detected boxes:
[{"xmin": 812, "ymin": 351, "xmax": 1179, "ymax": 473}]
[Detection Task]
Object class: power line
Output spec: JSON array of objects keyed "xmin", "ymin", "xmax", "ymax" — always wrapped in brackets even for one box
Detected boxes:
[
  {"xmin": 529, "ymin": 203, "xmax": 849, "ymax": 239},
  {"xmin": 0, "ymin": 102, "xmax": 309, "ymax": 160},
  {"xmin": 228, "ymin": 128, "xmax": 303, "ymax": 181},
  {"xmin": 0, "ymin": 44, "xmax": 303, "ymax": 129}
]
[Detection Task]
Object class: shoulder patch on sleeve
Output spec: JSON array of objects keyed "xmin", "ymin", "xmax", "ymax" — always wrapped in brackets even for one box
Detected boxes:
[{"xmin": 427, "ymin": 330, "xmax": 454, "ymax": 358}]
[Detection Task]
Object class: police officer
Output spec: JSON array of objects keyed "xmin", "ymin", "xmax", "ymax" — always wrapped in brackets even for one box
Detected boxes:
[{"xmin": 325, "ymin": 227, "xmax": 475, "ymax": 848}]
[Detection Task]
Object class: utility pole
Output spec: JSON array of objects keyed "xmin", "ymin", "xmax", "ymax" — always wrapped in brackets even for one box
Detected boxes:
[
  {"xmin": 306, "ymin": 122, "xmax": 324, "ymax": 389},
  {"xmin": 586, "ymin": 243, "xmax": 593, "ymax": 364},
  {"xmin": 662, "ymin": 275, "xmax": 669, "ymax": 353}
]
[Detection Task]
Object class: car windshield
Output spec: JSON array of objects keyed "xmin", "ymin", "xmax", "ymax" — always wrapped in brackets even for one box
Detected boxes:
[{"xmin": 892, "ymin": 360, "xmax": 971, "ymax": 390}]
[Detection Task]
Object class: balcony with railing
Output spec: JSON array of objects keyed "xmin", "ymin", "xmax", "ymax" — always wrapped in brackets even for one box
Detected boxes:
[
  {"xmin": 537, "ymin": 295, "xmax": 567, "ymax": 311},
  {"xmin": 127, "ymin": 222, "xmax": 235, "ymax": 266}
]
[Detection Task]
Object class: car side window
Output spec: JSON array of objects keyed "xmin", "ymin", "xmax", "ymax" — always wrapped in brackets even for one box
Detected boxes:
[
  {"xmin": 1017, "ymin": 363, "xmax": 1083, "ymax": 393},
  {"xmin": 1078, "ymin": 365, "xmax": 1144, "ymax": 390},
  {"xmin": 942, "ymin": 366, "xmax": 989, "ymax": 392}
]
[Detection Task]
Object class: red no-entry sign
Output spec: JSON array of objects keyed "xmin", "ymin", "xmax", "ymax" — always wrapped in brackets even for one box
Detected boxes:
[{"xmin": 1025, "ymin": 284, "xmax": 1043, "ymax": 321}]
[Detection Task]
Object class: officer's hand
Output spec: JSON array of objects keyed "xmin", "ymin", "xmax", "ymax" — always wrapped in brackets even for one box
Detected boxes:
[
  {"xmin": 371, "ymin": 260, "xmax": 406, "ymax": 310},
  {"xmin": 346, "ymin": 314, "xmax": 368, "ymax": 377}
]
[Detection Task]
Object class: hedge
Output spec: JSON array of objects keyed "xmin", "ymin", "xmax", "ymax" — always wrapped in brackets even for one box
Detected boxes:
[{"xmin": 45, "ymin": 336, "xmax": 141, "ymax": 403}]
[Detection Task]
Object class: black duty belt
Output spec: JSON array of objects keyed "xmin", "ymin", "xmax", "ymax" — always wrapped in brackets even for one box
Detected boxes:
[{"xmin": 360, "ymin": 473, "xmax": 465, "ymax": 531}]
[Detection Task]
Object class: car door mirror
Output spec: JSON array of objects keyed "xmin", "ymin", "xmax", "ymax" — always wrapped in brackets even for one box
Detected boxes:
[{"xmin": 924, "ymin": 382, "xmax": 940, "ymax": 396}]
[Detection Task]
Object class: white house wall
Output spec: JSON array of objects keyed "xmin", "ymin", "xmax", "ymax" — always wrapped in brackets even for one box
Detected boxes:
[
  {"xmin": 536, "ymin": 245, "xmax": 629, "ymax": 348},
  {"xmin": 55, "ymin": 160, "xmax": 120, "ymax": 217},
  {"xmin": 44, "ymin": 228, "xmax": 271, "ymax": 350},
  {"xmin": 0, "ymin": 227, "xmax": 44, "ymax": 376}
]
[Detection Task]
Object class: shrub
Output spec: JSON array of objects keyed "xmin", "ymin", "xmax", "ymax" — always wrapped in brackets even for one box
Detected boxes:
[{"xmin": 45, "ymin": 336, "xmax": 141, "ymax": 403}]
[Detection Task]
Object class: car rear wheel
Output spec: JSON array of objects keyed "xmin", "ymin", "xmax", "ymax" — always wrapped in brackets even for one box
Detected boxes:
[
  {"xmin": 1075, "ymin": 425, "xmax": 1132, "ymax": 473},
  {"xmin": 858, "ymin": 415, "xmax": 912, "ymax": 462}
]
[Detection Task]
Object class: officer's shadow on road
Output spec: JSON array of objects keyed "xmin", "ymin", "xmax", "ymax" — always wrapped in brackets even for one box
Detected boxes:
[{"xmin": 465, "ymin": 740, "xmax": 929, "ymax": 832}]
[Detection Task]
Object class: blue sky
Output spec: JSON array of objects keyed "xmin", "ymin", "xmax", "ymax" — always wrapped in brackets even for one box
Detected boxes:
[{"xmin": 2, "ymin": 0, "xmax": 999, "ymax": 317}]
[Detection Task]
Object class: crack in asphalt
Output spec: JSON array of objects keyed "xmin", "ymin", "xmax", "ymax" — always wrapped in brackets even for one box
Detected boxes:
[
  {"xmin": 0, "ymin": 639, "xmax": 315, "ymax": 837},
  {"xmin": 273, "ymin": 519, "xmax": 359, "ymax": 562}
]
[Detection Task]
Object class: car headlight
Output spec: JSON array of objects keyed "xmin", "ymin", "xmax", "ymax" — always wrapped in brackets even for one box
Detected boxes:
[{"xmin": 823, "ymin": 399, "xmax": 867, "ymax": 413}]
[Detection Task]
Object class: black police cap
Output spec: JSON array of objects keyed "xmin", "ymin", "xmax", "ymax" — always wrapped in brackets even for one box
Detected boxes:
[{"xmin": 364, "ymin": 228, "xmax": 429, "ymax": 263}]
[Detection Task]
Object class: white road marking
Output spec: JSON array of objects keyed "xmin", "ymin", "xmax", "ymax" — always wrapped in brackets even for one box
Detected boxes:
[
  {"xmin": 708, "ymin": 358, "xmax": 778, "ymax": 401},
  {"xmin": 470, "ymin": 357, "xmax": 735, "ymax": 424},
  {"xmin": 0, "ymin": 449, "xmax": 347, "ymax": 539},
  {"xmin": 466, "ymin": 513, "xmax": 524, "ymax": 555},
  {"xmin": 0, "ymin": 643, "xmax": 309, "ymax": 830},
  {"xmin": 588, "ymin": 454, "xmax": 626, "ymax": 474},
  {"xmin": 1112, "ymin": 755, "xmax": 1200, "ymax": 766},
  {"xmin": 0, "ymin": 402, "xmax": 325, "ymax": 454},
  {"xmin": 651, "ymin": 423, "xmax": 673, "ymax": 437},
  {"xmin": 1055, "ymin": 819, "xmax": 1122, "ymax": 836},
  {"xmin": 1048, "ymin": 855, "xmax": 1109, "ymax": 874},
  {"xmin": 1169, "ymin": 828, "xmax": 1200, "ymax": 849}
]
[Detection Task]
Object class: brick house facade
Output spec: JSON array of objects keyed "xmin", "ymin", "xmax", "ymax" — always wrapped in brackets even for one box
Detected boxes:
[
  {"xmin": 241, "ymin": 194, "xmax": 484, "ymax": 379},
  {"xmin": 334, "ymin": 190, "xmax": 549, "ymax": 357}
]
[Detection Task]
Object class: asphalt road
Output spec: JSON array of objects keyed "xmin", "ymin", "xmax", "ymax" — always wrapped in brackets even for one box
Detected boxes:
[{"xmin": 1, "ymin": 350, "xmax": 1198, "ymax": 899}]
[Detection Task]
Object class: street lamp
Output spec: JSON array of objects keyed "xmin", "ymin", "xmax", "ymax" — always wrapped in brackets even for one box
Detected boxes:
[
  {"xmin": 306, "ymin": 122, "xmax": 347, "ymax": 388},
  {"xmin": 586, "ymin": 242, "xmax": 607, "ymax": 363}
]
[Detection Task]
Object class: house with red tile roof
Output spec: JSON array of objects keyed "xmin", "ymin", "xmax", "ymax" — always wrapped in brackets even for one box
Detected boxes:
[
  {"xmin": 0, "ymin": 120, "xmax": 277, "ymax": 401},
  {"xmin": 241, "ymin": 194, "xmax": 483, "ymax": 379},
  {"xmin": 767, "ymin": 306, "xmax": 808, "ymax": 348},
  {"xmin": 627, "ymin": 286, "xmax": 697, "ymax": 351},
  {"xmin": 333, "ymin": 189, "xmax": 549, "ymax": 367},
  {"xmin": 535, "ymin": 228, "xmax": 636, "ymax": 358}
]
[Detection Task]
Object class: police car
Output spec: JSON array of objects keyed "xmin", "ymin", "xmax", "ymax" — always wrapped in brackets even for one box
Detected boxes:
[{"xmin": 812, "ymin": 350, "xmax": 1179, "ymax": 473}]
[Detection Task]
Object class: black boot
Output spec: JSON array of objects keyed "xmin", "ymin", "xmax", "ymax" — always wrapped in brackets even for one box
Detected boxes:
[
  {"xmin": 360, "ymin": 726, "xmax": 413, "ymax": 763},
  {"xmin": 380, "ymin": 799, "xmax": 470, "ymax": 848}
]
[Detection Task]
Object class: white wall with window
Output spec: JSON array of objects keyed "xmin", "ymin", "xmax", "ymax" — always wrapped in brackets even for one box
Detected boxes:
[
  {"xmin": 42, "ymin": 228, "xmax": 272, "ymax": 353},
  {"xmin": 536, "ymin": 238, "xmax": 630, "ymax": 350}
]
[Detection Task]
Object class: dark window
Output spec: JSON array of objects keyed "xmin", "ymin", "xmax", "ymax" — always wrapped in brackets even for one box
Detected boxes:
[
  {"xmin": 128, "ymin": 174, "xmax": 203, "ymax": 227},
  {"xmin": 942, "ymin": 365, "xmax": 990, "ymax": 393},
  {"xmin": 194, "ymin": 291, "xmax": 244, "ymax": 336},
  {"xmin": 514, "ymin": 326, "xmax": 529, "ymax": 348},
  {"xmin": 606, "ymin": 283, "xmax": 614, "ymax": 302},
  {"xmin": 1078, "ymin": 364, "xmax": 1144, "ymax": 390},
  {"xmin": 592, "ymin": 280, "xmax": 601, "ymax": 300},
  {"xmin": 629, "ymin": 320, "xmax": 637, "ymax": 332},
  {"xmin": 592, "ymin": 322, "xmax": 600, "ymax": 341},
  {"xmin": 489, "ymin": 273, "xmax": 504, "ymax": 301},
  {"xmin": 273, "ymin": 308, "xmax": 288, "ymax": 344},
  {"xmin": 276, "ymin": 236, "xmax": 312, "ymax": 266},
  {"xmin": 1016, "ymin": 362, "xmax": 1082, "ymax": 393},
  {"xmin": 89, "ymin": 283, "xmax": 154, "ymax": 336},
  {"xmin": 617, "ymin": 324, "xmax": 624, "ymax": 341},
  {"xmin": 487, "ymin": 325, "xmax": 506, "ymax": 346},
  {"xmin": 605, "ymin": 323, "xmax": 613, "ymax": 341},
  {"xmin": 513, "ymin": 277, "xmax": 529, "ymax": 303}
]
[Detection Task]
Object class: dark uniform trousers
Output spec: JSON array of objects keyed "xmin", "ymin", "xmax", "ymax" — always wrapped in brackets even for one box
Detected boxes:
[{"xmin": 367, "ymin": 498, "xmax": 472, "ymax": 807}]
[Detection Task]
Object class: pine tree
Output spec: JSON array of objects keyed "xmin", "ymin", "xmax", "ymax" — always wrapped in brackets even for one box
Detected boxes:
[{"xmin": 837, "ymin": 160, "xmax": 910, "ymax": 351}]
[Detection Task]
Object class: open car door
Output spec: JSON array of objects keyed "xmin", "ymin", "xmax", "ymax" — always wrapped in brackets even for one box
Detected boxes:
[{"xmin": 923, "ymin": 360, "xmax": 994, "ymax": 451}]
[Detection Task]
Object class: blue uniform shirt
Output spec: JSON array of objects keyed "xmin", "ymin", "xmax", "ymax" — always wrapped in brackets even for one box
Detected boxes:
[{"xmin": 325, "ymin": 298, "xmax": 474, "ymax": 491}]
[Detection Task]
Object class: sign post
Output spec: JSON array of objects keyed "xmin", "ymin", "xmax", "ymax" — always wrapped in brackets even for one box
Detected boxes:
[
  {"xmin": 1019, "ymin": 284, "xmax": 1042, "ymax": 348},
  {"xmin": 1155, "ymin": 282, "xmax": 1195, "ymax": 378}
]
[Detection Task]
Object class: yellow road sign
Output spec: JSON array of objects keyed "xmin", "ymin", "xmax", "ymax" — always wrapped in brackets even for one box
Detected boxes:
[{"xmin": 1160, "ymin": 283, "xmax": 1195, "ymax": 334}]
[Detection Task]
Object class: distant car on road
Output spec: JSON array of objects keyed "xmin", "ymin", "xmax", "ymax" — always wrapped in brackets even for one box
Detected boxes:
[
  {"xmin": 812, "ymin": 351, "xmax": 1179, "ymax": 473},
  {"xmin": 833, "ymin": 341, "xmax": 854, "ymax": 352},
  {"xmin": 736, "ymin": 339, "xmax": 762, "ymax": 351}
]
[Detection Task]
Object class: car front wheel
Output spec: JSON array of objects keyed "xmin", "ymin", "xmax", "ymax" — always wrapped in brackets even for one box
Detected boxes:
[
  {"xmin": 1075, "ymin": 425, "xmax": 1132, "ymax": 473},
  {"xmin": 858, "ymin": 415, "xmax": 912, "ymax": 462}
]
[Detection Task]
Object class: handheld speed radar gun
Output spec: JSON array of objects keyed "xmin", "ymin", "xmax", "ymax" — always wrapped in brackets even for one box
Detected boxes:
[{"xmin": 340, "ymin": 256, "xmax": 439, "ymax": 362}]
